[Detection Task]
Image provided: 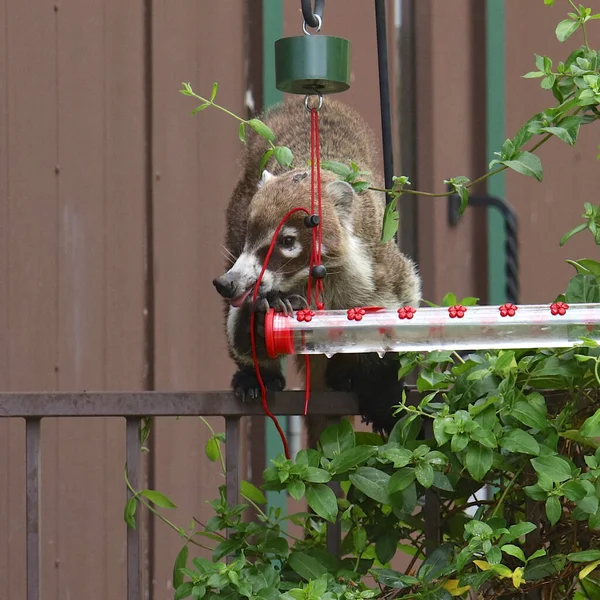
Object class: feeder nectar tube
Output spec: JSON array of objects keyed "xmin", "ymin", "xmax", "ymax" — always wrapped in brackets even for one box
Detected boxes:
[{"xmin": 264, "ymin": 303, "xmax": 600, "ymax": 358}]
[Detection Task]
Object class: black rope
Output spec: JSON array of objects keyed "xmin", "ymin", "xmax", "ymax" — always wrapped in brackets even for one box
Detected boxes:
[
  {"xmin": 374, "ymin": 0, "xmax": 395, "ymax": 205},
  {"xmin": 301, "ymin": 0, "xmax": 325, "ymax": 29}
]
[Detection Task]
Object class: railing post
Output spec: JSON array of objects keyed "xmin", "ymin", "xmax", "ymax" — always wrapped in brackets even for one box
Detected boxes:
[
  {"xmin": 225, "ymin": 416, "xmax": 241, "ymax": 561},
  {"xmin": 26, "ymin": 418, "xmax": 41, "ymax": 600},
  {"xmin": 126, "ymin": 418, "xmax": 142, "ymax": 600},
  {"xmin": 325, "ymin": 416, "xmax": 342, "ymax": 557}
]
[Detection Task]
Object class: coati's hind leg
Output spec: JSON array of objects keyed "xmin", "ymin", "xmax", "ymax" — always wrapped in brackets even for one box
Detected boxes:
[
  {"xmin": 325, "ymin": 353, "xmax": 403, "ymax": 435},
  {"xmin": 231, "ymin": 361, "xmax": 286, "ymax": 402}
]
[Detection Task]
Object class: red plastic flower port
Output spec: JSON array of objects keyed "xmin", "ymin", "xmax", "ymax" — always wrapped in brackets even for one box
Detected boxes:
[
  {"xmin": 499, "ymin": 303, "xmax": 518, "ymax": 317},
  {"xmin": 398, "ymin": 306, "xmax": 417, "ymax": 320},
  {"xmin": 296, "ymin": 308, "xmax": 315, "ymax": 323},
  {"xmin": 550, "ymin": 301, "xmax": 569, "ymax": 316},
  {"xmin": 448, "ymin": 305, "xmax": 467, "ymax": 319},
  {"xmin": 347, "ymin": 307, "xmax": 367, "ymax": 321}
]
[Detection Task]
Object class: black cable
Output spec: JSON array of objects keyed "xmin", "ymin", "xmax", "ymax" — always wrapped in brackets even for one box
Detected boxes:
[{"xmin": 374, "ymin": 0, "xmax": 395, "ymax": 205}]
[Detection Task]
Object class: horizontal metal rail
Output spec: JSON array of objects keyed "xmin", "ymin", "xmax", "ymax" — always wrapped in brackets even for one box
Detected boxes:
[{"xmin": 3, "ymin": 390, "xmax": 413, "ymax": 600}]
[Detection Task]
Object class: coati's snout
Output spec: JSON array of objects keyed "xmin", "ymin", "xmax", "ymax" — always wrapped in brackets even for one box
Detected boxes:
[
  {"xmin": 213, "ymin": 252, "xmax": 265, "ymax": 307},
  {"xmin": 212, "ymin": 274, "xmax": 237, "ymax": 299}
]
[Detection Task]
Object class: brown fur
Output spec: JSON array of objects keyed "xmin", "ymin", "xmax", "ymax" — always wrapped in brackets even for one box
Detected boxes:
[{"xmin": 217, "ymin": 97, "xmax": 421, "ymax": 447}]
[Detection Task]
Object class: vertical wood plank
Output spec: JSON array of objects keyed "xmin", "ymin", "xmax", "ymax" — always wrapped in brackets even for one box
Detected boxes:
[
  {"xmin": 151, "ymin": 0, "xmax": 246, "ymax": 596},
  {"xmin": 2, "ymin": 1, "xmax": 60, "ymax": 598}
]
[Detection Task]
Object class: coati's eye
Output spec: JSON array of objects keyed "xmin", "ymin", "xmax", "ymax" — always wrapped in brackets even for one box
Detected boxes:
[{"xmin": 279, "ymin": 235, "xmax": 296, "ymax": 248}]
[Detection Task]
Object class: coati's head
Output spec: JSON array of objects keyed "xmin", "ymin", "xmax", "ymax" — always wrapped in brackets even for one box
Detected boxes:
[{"xmin": 213, "ymin": 168, "xmax": 357, "ymax": 306}]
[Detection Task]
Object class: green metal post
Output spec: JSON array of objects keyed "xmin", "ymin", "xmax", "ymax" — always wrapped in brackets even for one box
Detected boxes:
[
  {"xmin": 486, "ymin": 0, "xmax": 507, "ymax": 304},
  {"xmin": 262, "ymin": 0, "xmax": 288, "ymax": 517}
]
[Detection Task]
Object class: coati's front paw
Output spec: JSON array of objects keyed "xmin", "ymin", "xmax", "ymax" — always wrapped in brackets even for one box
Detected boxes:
[
  {"xmin": 252, "ymin": 291, "xmax": 308, "ymax": 316},
  {"xmin": 232, "ymin": 366, "xmax": 286, "ymax": 402}
]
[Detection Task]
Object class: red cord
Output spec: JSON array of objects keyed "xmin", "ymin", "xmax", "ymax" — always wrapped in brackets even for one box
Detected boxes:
[{"xmin": 250, "ymin": 106, "xmax": 324, "ymax": 457}]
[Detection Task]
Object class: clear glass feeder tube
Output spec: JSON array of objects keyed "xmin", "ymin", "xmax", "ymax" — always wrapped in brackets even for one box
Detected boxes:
[{"xmin": 264, "ymin": 304, "xmax": 600, "ymax": 357}]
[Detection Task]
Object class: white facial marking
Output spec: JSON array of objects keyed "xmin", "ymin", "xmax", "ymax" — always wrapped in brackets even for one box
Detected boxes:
[{"xmin": 279, "ymin": 226, "xmax": 301, "ymax": 259}]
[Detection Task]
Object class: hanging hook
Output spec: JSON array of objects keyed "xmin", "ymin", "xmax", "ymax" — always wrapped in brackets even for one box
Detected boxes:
[{"xmin": 301, "ymin": 0, "xmax": 324, "ymax": 30}]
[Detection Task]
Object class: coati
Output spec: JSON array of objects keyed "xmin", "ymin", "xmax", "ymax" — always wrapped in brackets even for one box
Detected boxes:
[{"xmin": 213, "ymin": 98, "xmax": 421, "ymax": 445}]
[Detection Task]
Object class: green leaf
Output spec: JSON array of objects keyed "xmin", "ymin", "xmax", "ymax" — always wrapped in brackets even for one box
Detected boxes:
[
  {"xmin": 210, "ymin": 82, "xmax": 218, "ymax": 102},
  {"xmin": 375, "ymin": 530, "xmax": 401, "ymax": 564},
  {"xmin": 418, "ymin": 544, "xmax": 454, "ymax": 583},
  {"xmin": 451, "ymin": 433, "xmax": 469, "ymax": 453},
  {"xmin": 546, "ymin": 496, "xmax": 562, "ymax": 525},
  {"xmin": 286, "ymin": 479, "xmax": 306, "ymax": 501},
  {"xmin": 531, "ymin": 456, "xmax": 572, "ymax": 482},
  {"xmin": 511, "ymin": 401, "xmax": 548, "ymax": 430},
  {"xmin": 580, "ymin": 409, "xmax": 600, "ymax": 438},
  {"xmin": 499, "ymin": 522, "xmax": 537, "ymax": 544},
  {"xmin": 305, "ymin": 484, "xmax": 338, "ymax": 523},
  {"xmin": 304, "ymin": 467, "xmax": 332, "ymax": 484},
  {"xmin": 321, "ymin": 160, "xmax": 354, "ymax": 178},
  {"xmin": 191, "ymin": 103, "xmax": 210, "ymax": 115},
  {"xmin": 560, "ymin": 222, "xmax": 588, "ymax": 246},
  {"xmin": 501, "ymin": 544, "xmax": 526, "ymax": 562},
  {"xmin": 500, "ymin": 429, "xmax": 540, "ymax": 455},
  {"xmin": 274, "ymin": 146, "xmax": 293, "ymax": 168},
  {"xmin": 320, "ymin": 419, "xmax": 355, "ymax": 458},
  {"xmin": 140, "ymin": 489, "xmax": 177, "ymax": 508},
  {"xmin": 248, "ymin": 118, "xmax": 275, "ymax": 141},
  {"xmin": 191, "ymin": 586, "xmax": 205, "ymax": 600},
  {"xmin": 524, "ymin": 555, "xmax": 567, "ymax": 581},
  {"xmin": 566, "ymin": 274, "xmax": 600, "ymax": 303},
  {"xmin": 567, "ymin": 259, "xmax": 600, "ymax": 277},
  {"xmin": 381, "ymin": 198, "xmax": 399, "ymax": 243},
  {"xmin": 241, "ymin": 480, "xmax": 267, "ymax": 504},
  {"xmin": 350, "ymin": 467, "xmax": 391, "ymax": 504},
  {"xmin": 175, "ymin": 582, "xmax": 195, "ymax": 600},
  {"xmin": 465, "ymin": 444, "xmax": 494, "ymax": 481},
  {"xmin": 556, "ymin": 18, "xmax": 580, "ymax": 42},
  {"xmin": 259, "ymin": 149, "xmax": 274, "ymax": 174},
  {"xmin": 568, "ymin": 550, "xmax": 600, "ymax": 562},
  {"xmin": 238, "ymin": 122, "xmax": 246, "ymax": 144},
  {"xmin": 562, "ymin": 480, "xmax": 587, "ymax": 502},
  {"xmin": 173, "ymin": 546, "xmax": 189, "ymax": 590},
  {"xmin": 371, "ymin": 569, "xmax": 418, "ymax": 589},
  {"xmin": 351, "ymin": 181, "xmax": 371, "ymax": 193},
  {"xmin": 415, "ymin": 462, "xmax": 434, "ymax": 488},
  {"xmin": 501, "ymin": 151, "xmax": 543, "ymax": 182},
  {"xmin": 124, "ymin": 497, "xmax": 137, "ymax": 529},
  {"xmin": 388, "ymin": 467, "xmax": 416, "ymax": 494},
  {"xmin": 288, "ymin": 551, "xmax": 329, "ymax": 581},
  {"xmin": 205, "ymin": 436, "xmax": 221, "ymax": 462}
]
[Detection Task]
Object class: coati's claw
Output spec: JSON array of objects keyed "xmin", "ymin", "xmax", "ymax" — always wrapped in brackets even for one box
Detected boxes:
[
  {"xmin": 252, "ymin": 291, "xmax": 307, "ymax": 317},
  {"xmin": 231, "ymin": 366, "xmax": 286, "ymax": 403}
]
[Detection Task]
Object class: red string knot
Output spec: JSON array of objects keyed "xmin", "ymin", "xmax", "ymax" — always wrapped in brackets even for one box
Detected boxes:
[
  {"xmin": 347, "ymin": 307, "xmax": 367, "ymax": 321},
  {"xmin": 448, "ymin": 305, "xmax": 467, "ymax": 319},
  {"xmin": 499, "ymin": 303, "xmax": 518, "ymax": 317},
  {"xmin": 296, "ymin": 308, "xmax": 316, "ymax": 322},
  {"xmin": 398, "ymin": 306, "xmax": 417, "ymax": 320},
  {"xmin": 550, "ymin": 301, "xmax": 569, "ymax": 316}
]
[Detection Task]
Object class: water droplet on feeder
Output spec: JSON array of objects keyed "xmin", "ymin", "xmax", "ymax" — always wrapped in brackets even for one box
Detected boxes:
[
  {"xmin": 377, "ymin": 351, "xmax": 385, "ymax": 359},
  {"xmin": 325, "ymin": 353, "xmax": 334, "ymax": 359}
]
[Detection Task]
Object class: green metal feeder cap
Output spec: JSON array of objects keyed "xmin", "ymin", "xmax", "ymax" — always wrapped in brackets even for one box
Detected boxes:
[{"xmin": 275, "ymin": 35, "xmax": 351, "ymax": 95}]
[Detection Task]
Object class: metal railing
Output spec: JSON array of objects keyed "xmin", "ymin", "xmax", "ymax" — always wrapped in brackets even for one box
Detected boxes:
[{"xmin": 1, "ymin": 390, "xmax": 427, "ymax": 600}]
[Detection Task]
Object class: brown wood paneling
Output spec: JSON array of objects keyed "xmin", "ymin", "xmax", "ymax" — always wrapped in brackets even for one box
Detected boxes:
[
  {"xmin": 414, "ymin": 0, "xmax": 484, "ymax": 304},
  {"xmin": 0, "ymin": 0, "xmax": 147, "ymax": 598},
  {"xmin": 151, "ymin": 0, "xmax": 246, "ymax": 596},
  {"xmin": 505, "ymin": 3, "xmax": 600, "ymax": 303},
  {"xmin": 1, "ymin": 0, "xmax": 61, "ymax": 597}
]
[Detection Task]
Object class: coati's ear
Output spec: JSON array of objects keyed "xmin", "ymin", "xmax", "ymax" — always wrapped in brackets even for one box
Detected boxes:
[
  {"xmin": 326, "ymin": 180, "xmax": 355, "ymax": 227},
  {"xmin": 258, "ymin": 169, "xmax": 275, "ymax": 188}
]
